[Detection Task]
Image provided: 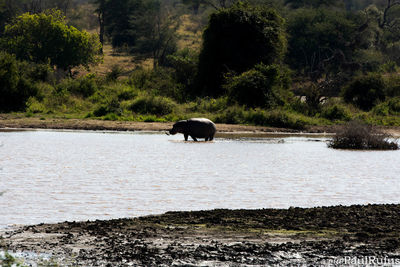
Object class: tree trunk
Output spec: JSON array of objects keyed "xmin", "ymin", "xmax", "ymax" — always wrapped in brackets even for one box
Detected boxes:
[
  {"xmin": 192, "ymin": 0, "xmax": 200, "ymax": 15},
  {"xmin": 98, "ymin": 12, "xmax": 104, "ymax": 53}
]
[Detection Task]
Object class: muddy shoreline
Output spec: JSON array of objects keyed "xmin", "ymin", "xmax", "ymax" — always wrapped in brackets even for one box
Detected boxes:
[
  {"xmin": 2, "ymin": 205, "xmax": 400, "ymax": 266},
  {"xmin": 2, "ymin": 115, "xmax": 400, "ymax": 138},
  {"xmin": 0, "ymin": 115, "xmax": 328, "ymax": 134}
]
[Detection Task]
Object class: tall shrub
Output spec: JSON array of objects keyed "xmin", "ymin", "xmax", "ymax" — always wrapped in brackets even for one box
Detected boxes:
[
  {"xmin": 224, "ymin": 63, "xmax": 290, "ymax": 108},
  {"xmin": 2, "ymin": 10, "xmax": 102, "ymax": 73},
  {"xmin": 342, "ymin": 73, "xmax": 386, "ymax": 111},
  {"xmin": 0, "ymin": 52, "xmax": 37, "ymax": 112},
  {"xmin": 197, "ymin": 2, "xmax": 286, "ymax": 96}
]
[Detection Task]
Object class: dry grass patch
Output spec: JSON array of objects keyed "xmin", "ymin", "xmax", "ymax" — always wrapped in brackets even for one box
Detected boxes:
[
  {"xmin": 73, "ymin": 45, "xmax": 153, "ymax": 78},
  {"xmin": 176, "ymin": 14, "xmax": 202, "ymax": 51}
]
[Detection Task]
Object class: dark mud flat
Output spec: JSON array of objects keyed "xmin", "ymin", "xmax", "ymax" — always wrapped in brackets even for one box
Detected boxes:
[{"xmin": 2, "ymin": 204, "xmax": 400, "ymax": 266}]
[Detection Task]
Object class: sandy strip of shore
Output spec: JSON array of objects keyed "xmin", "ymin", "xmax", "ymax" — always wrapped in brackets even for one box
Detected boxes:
[
  {"xmin": 0, "ymin": 115, "xmax": 336, "ymax": 133},
  {"xmin": 2, "ymin": 116, "xmax": 400, "ymax": 138}
]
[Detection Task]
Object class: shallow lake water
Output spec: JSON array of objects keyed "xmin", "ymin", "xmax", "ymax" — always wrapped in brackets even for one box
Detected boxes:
[{"xmin": 1, "ymin": 130, "xmax": 399, "ymax": 227}]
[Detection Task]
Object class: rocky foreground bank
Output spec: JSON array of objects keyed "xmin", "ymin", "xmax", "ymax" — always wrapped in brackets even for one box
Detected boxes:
[{"xmin": 2, "ymin": 205, "xmax": 400, "ymax": 266}]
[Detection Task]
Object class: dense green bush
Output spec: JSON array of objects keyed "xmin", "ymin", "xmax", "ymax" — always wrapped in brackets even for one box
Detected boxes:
[
  {"xmin": 372, "ymin": 102, "xmax": 390, "ymax": 116},
  {"xmin": 354, "ymin": 49, "xmax": 387, "ymax": 73},
  {"xmin": 20, "ymin": 61, "xmax": 54, "ymax": 83},
  {"xmin": 93, "ymin": 97, "xmax": 121, "ymax": 117},
  {"xmin": 189, "ymin": 97, "xmax": 229, "ymax": 113},
  {"xmin": 58, "ymin": 74, "xmax": 99, "ymax": 97},
  {"xmin": 166, "ymin": 49, "xmax": 198, "ymax": 95},
  {"xmin": 129, "ymin": 95, "xmax": 176, "ymax": 115},
  {"xmin": 246, "ymin": 109, "xmax": 306, "ymax": 130},
  {"xmin": 2, "ymin": 10, "xmax": 101, "ymax": 72},
  {"xmin": 224, "ymin": 64, "xmax": 289, "ymax": 108},
  {"xmin": 106, "ymin": 65, "xmax": 124, "ymax": 82},
  {"xmin": 385, "ymin": 74, "xmax": 400, "ymax": 97},
  {"xmin": 214, "ymin": 106, "xmax": 308, "ymax": 129},
  {"xmin": 128, "ymin": 67, "xmax": 185, "ymax": 102},
  {"xmin": 321, "ymin": 104, "xmax": 351, "ymax": 121},
  {"xmin": 214, "ymin": 106, "xmax": 246, "ymax": 124},
  {"xmin": 0, "ymin": 52, "xmax": 38, "ymax": 112},
  {"xmin": 373, "ymin": 97, "xmax": 400, "ymax": 116},
  {"xmin": 117, "ymin": 86, "xmax": 138, "ymax": 101},
  {"xmin": 342, "ymin": 73, "xmax": 386, "ymax": 111},
  {"xmin": 26, "ymin": 97, "xmax": 47, "ymax": 114},
  {"xmin": 387, "ymin": 97, "xmax": 400, "ymax": 114},
  {"xmin": 26, "ymin": 81, "xmax": 93, "ymax": 114},
  {"xmin": 128, "ymin": 68, "xmax": 152, "ymax": 89}
]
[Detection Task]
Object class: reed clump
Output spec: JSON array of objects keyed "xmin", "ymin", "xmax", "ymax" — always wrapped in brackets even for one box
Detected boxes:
[{"xmin": 328, "ymin": 120, "xmax": 398, "ymax": 150}]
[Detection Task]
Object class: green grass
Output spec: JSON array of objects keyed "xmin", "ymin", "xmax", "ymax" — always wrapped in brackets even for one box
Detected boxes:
[{"xmin": 16, "ymin": 71, "xmax": 400, "ymax": 129}]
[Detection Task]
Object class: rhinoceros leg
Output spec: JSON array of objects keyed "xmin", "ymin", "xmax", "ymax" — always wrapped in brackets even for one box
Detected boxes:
[
  {"xmin": 209, "ymin": 135, "xmax": 214, "ymax": 141},
  {"xmin": 191, "ymin": 135, "xmax": 198, "ymax": 141},
  {"xmin": 205, "ymin": 137, "xmax": 209, "ymax": 141},
  {"xmin": 184, "ymin": 133, "xmax": 189, "ymax": 141}
]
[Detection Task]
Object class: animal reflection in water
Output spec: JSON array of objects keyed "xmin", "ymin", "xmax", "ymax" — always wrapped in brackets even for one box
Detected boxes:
[{"xmin": 166, "ymin": 118, "xmax": 216, "ymax": 141}]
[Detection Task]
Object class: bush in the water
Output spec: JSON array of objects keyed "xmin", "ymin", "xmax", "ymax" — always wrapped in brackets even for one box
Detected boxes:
[{"xmin": 328, "ymin": 120, "xmax": 398, "ymax": 150}]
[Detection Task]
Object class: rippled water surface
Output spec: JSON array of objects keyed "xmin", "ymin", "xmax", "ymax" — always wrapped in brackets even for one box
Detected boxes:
[{"xmin": 1, "ymin": 130, "xmax": 399, "ymax": 227}]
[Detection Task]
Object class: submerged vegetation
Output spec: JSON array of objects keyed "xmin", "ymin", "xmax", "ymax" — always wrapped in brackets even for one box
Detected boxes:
[
  {"xmin": 0, "ymin": 0, "xmax": 399, "ymax": 130},
  {"xmin": 328, "ymin": 120, "xmax": 399, "ymax": 150}
]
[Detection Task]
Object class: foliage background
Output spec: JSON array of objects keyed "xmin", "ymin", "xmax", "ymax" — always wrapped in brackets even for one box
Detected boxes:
[{"xmin": 0, "ymin": 0, "xmax": 399, "ymax": 128}]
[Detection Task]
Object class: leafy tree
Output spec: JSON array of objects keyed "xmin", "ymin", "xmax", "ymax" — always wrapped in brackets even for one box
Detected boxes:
[
  {"xmin": 166, "ymin": 48, "xmax": 198, "ymax": 95},
  {"xmin": 286, "ymin": 8, "xmax": 357, "ymax": 77},
  {"xmin": 92, "ymin": 0, "xmax": 106, "ymax": 49},
  {"xmin": 2, "ymin": 9, "xmax": 102, "ymax": 73},
  {"xmin": 103, "ymin": 0, "xmax": 141, "ymax": 48},
  {"xmin": 131, "ymin": 0, "xmax": 178, "ymax": 68},
  {"xmin": 197, "ymin": 2, "xmax": 286, "ymax": 96}
]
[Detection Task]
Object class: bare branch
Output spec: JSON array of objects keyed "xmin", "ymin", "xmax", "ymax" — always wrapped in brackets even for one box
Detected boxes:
[
  {"xmin": 202, "ymin": 0, "xmax": 220, "ymax": 10},
  {"xmin": 380, "ymin": 0, "xmax": 400, "ymax": 28}
]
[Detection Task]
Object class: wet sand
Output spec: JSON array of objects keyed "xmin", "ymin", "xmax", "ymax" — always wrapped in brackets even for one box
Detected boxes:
[{"xmin": 2, "ymin": 205, "xmax": 400, "ymax": 266}]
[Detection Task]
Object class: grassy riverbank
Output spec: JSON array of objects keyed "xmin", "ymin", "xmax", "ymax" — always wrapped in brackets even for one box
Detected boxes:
[
  {"xmin": 2, "ymin": 113, "xmax": 400, "ymax": 139},
  {"xmin": 2, "ymin": 204, "xmax": 400, "ymax": 266}
]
